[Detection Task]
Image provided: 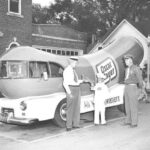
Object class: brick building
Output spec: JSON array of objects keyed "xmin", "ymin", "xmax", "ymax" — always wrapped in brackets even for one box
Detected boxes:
[
  {"xmin": 0, "ymin": 0, "xmax": 32, "ymax": 53},
  {"xmin": 0, "ymin": 0, "xmax": 88, "ymax": 56},
  {"xmin": 32, "ymin": 24, "xmax": 87, "ymax": 56}
]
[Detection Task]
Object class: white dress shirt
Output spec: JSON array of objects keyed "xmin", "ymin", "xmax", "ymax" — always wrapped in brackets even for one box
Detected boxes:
[{"xmin": 63, "ymin": 65, "xmax": 81, "ymax": 94}]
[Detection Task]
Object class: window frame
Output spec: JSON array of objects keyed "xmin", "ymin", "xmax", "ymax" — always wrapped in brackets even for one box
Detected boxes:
[
  {"xmin": 0, "ymin": 60, "xmax": 28, "ymax": 79},
  {"xmin": 8, "ymin": 0, "xmax": 22, "ymax": 16},
  {"xmin": 6, "ymin": 41, "xmax": 20, "ymax": 51},
  {"xmin": 28, "ymin": 61, "xmax": 50, "ymax": 79},
  {"xmin": 49, "ymin": 62, "xmax": 64, "ymax": 78}
]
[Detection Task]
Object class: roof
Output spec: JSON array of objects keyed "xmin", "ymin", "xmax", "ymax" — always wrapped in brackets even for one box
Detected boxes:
[
  {"xmin": 89, "ymin": 19, "xmax": 148, "ymax": 53},
  {"xmin": 32, "ymin": 24, "xmax": 87, "ymax": 41},
  {"xmin": 0, "ymin": 46, "xmax": 68, "ymax": 67},
  {"xmin": 102, "ymin": 19, "xmax": 150, "ymax": 44}
]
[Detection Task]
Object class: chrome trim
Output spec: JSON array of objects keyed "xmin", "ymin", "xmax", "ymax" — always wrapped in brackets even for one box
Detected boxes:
[{"xmin": 0, "ymin": 113, "xmax": 38, "ymax": 125}]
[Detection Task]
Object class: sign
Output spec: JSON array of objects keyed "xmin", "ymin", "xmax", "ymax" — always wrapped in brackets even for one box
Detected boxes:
[
  {"xmin": 96, "ymin": 58, "xmax": 117, "ymax": 83},
  {"xmin": 105, "ymin": 96, "xmax": 120, "ymax": 105}
]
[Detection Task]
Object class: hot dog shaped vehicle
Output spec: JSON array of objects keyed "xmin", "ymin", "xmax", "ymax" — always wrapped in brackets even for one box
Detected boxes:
[{"xmin": 0, "ymin": 36, "xmax": 144, "ymax": 127}]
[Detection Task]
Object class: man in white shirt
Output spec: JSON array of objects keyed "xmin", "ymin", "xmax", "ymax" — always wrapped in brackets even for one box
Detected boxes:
[{"xmin": 63, "ymin": 57, "xmax": 83, "ymax": 131}]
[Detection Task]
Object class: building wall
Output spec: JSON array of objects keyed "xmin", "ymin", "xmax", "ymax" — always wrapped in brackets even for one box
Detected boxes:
[
  {"xmin": 32, "ymin": 24, "xmax": 88, "ymax": 55},
  {"xmin": 32, "ymin": 24, "xmax": 87, "ymax": 41},
  {"xmin": 0, "ymin": 0, "xmax": 88, "ymax": 56},
  {"xmin": 0, "ymin": 0, "xmax": 32, "ymax": 54},
  {"xmin": 32, "ymin": 35, "xmax": 87, "ymax": 50}
]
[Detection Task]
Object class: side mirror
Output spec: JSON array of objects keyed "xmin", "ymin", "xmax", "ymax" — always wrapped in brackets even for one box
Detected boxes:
[{"xmin": 43, "ymin": 72, "xmax": 48, "ymax": 81}]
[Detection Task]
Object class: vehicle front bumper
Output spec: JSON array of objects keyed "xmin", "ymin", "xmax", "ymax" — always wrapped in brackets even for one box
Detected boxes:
[{"xmin": 0, "ymin": 113, "xmax": 38, "ymax": 125}]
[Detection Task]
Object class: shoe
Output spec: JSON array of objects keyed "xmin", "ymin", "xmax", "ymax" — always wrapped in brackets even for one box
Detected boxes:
[
  {"xmin": 73, "ymin": 126, "xmax": 80, "ymax": 129},
  {"xmin": 130, "ymin": 125, "xmax": 137, "ymax": 128},
  {"xmin": 101, "ymin": 123, "xmax": 107, "ymax": 126},
  {"xmin": 94, "ymin": 124, "xmax": 99, "ymax": 126},
  {"xmin": 121, "ymin": 123, "xmax": 131, "ymax": 126},
  {"xmin": 66, "ymin": 128, "xmax": 72, "ymax": 131},
  {"xmin": 101, "ymin": 122, "xmax": 106, "ymax": 125}
]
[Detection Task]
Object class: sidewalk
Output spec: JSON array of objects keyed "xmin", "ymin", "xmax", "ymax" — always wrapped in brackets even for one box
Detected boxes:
[{"xmin": 2, "ymin": 102, "xmax": 150, "ymax": 150}]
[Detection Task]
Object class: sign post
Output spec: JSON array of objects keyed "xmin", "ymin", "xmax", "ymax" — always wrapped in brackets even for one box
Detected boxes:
[{"xmin": 146, "ymin": 35, "xmax": 150, "ymax": 90}]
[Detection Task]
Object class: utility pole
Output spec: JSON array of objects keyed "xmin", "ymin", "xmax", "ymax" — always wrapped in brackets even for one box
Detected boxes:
[{"xmin": 147, "ymin": 34, "xmax": 150, "ymax": 90}]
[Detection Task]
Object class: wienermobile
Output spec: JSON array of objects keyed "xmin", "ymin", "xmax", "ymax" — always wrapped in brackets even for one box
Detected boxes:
[{"xmin": 0, "ymin": 36, "xmax": 145, "ymax": 127}]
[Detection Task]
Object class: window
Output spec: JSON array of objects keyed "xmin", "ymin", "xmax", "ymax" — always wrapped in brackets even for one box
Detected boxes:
[
  {"xmin": 8, "ymin": 0, "xmax": 21, "ymax": 15},
  {"xmin": 98, "ymin": 47, "xmax": 102, "ymax": 50},
  {"xmin": 47, "ymin": 49, "xmax": 51, "ymax": 53},
  {"xmin": 6, "ymin": 41, "xmax": 20, "ymax": 51},
  {"xmin": 29, "ymin": 62, "xmax": 49, "ymax": 78},
  {"xmin": 66, "ymin": 51, "xmax": 70, "ymax": 56},
  {"xmin": 62, "ymin": 51, "xmax": 65, "ymax": 55},
  {"xmin": 42, "ymin": 49, "xmax": 46, "ymax": 52},
  {"xmin": 71, "ymin": 51, "xmax": 74, "ymax": 56},
  {"xmin": 49, "ymin": 62, "xmax": 64, "ymax": 77},
  {"xmin": 52, "ymin": 50, "xmax": 56, "ymax": 54},
  {"xmin": 75, "ymin": 52, "xmax": 78, "ymax": 56},
  {"xmin": 0, "ymin": 61, "xmax": 7, "ymax": 78},
  {"xmin": 0, "ymin": 61, "xmax": 28, "ymax": 78},
  {"xmin": 57, "ymin": 50, "xmax": 61, "ymax": 55}
]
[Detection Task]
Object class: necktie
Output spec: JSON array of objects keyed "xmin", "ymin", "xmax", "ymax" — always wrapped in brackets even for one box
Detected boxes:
[{"xmin": 73, "ymin": 69, "xmax": 78, "ymax": 82}]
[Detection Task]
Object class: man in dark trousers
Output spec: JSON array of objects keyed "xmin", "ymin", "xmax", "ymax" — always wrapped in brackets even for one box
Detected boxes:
[
  {"xmin": 63, "ymin": 57, "xmax": 83, "ymax": 131},
  {"xmin": 123, "ymin": 54, "xmax": 143, "ymax": 128}
]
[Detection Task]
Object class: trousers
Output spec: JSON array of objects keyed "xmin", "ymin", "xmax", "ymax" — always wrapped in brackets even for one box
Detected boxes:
[
  {"xmin": 66, "ymin": 86, "xmax": 81, "ymax": 128},
  {"xmin": 94, "ymin": 107, "xmax": 106, "ymax": 125},
  {"xmin": 94, "ymin": 92, "xmax": 106, "ymax": 125},
  {"xmin": 124, "ymin": 84, "xmax": 138, "ymax": 125}
]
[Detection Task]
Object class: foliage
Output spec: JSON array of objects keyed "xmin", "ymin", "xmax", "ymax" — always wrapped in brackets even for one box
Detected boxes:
[{"xmin": 32, "ymin": 0, "xmax": 150, "ymax": 37}]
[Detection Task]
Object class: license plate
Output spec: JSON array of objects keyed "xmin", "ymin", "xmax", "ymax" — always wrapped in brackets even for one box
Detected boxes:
[{"xmin": 0, "ymin": 113, "xmax": 8, "ymax": 123}]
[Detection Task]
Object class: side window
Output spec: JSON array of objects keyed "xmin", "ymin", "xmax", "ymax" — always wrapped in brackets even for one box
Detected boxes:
[
  {"xmin": 49, "ymin": 62, "xmax": 64, "ymax": 78},
  {"xmin": 7, "ymin": 61, "xmax": 27, "ymax": 78},
  {"xmin": 0, "ymin": 61, "xmax": 28, "ymax": 78},
  {"xmin": 0, "ymin": 61, "xmax": 7, "ymax": 77},
  {"xmin": 29, "ymin": 62, "xmax": 49, "ymax": 78}
]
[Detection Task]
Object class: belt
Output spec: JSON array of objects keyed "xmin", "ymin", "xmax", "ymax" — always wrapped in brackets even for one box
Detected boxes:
[
  {"xmin": 69, "ymin": 85, "xmax": 79, "ymax": 87},
  {"xmin": 126, "ymin": 83, "xmax": 136, "ymax": 85}
]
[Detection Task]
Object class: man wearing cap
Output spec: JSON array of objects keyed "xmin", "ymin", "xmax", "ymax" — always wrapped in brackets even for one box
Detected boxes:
[
  {"xmin": 91, "ymin": 73, "xmax": 109, "ymax": 125},
  {"xmin": 63, "ymin": 57, "xmax": 83, "ymax": 131},
  {"xmin": 123, "ymin": 54, "xmax": 143, "ymax": 128}
]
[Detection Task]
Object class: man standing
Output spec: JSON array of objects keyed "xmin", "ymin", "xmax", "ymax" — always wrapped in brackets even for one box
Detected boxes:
[
  {"xmin": 123, "ymin": 54, "xmax": 143, "ymax": 128},
  {"xmin": 63, "ymin": 57, "xmax": 83, "ymax": 131}
]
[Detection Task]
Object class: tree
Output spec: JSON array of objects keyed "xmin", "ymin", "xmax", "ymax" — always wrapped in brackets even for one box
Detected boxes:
[
  {"xmin": 32, "ymin": 4, "xmax": 49, "ymax": 24},
  {"xmin": 32, "ymin": 0, "xmax": 150, "ymax": 38}
]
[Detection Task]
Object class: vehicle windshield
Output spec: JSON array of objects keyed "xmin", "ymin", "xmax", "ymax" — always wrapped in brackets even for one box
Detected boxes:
[{"xmin": 0, "ymin": 61, "xmax": 28, "ymax": 78}]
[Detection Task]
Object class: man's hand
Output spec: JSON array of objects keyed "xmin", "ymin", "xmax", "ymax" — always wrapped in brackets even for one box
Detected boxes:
[
  {"xmin": 67, "ymin": 93, "xmax": 73, "ymax": 99},
  {"xmin": 78, "ymin": 79, "xmax": 83, "ymax": 84},
  {"xmin": 81, "ymin": 75, "xmax": 91, "ymax": 83}
]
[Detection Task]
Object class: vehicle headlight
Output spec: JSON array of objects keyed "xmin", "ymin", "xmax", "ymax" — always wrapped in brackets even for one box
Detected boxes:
[{"xmin": 20, "ymin": 101, "xmax": 27, "ymax": 111}]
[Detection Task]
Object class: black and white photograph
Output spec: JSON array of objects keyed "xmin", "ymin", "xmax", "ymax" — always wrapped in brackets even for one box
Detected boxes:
[{"xmin": 0, "ymin": 0, "xmax": 150, "ymax": 150}]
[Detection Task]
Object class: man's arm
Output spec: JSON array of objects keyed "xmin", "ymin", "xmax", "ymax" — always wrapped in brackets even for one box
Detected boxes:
[
  {"xmin": 63, "ymin": 82, "xmax": 71, "ymax": 94},
  {"xmin": 63, "ymin": 68, "xmax": 71, "ymax": 94},
  {"xmin": 135, "ymin": 66, "xmax": 143, "ymax": 88}
]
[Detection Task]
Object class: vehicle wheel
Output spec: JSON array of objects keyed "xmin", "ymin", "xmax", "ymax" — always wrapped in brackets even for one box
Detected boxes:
[{"xmin": 53, "ymin": 99, "xmax": 67, "ymax": 128}]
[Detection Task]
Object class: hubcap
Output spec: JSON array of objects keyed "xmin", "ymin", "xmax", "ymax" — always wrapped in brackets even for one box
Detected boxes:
[{"xmin": 60, "ymin": 103, "xmax": 67, "ymax": 121}]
